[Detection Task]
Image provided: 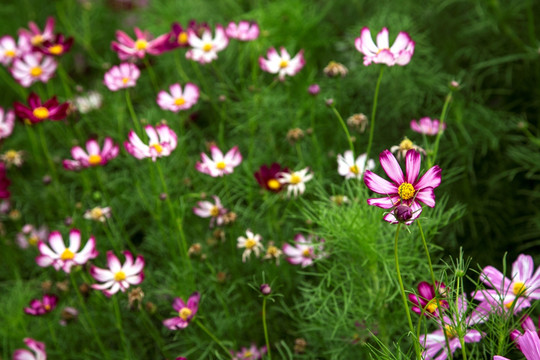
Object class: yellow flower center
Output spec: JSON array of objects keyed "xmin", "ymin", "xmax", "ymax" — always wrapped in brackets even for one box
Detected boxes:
[
  {"xmin": 209, "ymin": 205, "xmax": 220, "ymax": 217},
  {"xmin": 178, "ymin": 32, "xmax": 188, "ymax": 45},
  {"xmin": 243, "ymin": 351, "xmax": 253, "ymax": 358},
  {"xmin": 49, "ymin": 44, "xmax": 64, "ymax": 55},
  {"xmin": 444, "ymin": 325, "xmax": 456, "ymax": 338},
  {"xmin": 114, "ymin": 271, "xmax": 126, "ymax": 281},
  {"xmin": 398, "ymin": 182, "xmax": 415, "ymax": 200},
  {"xmin": 245, "ymin": 238, "xmax": 257, "ymax": 249},
  {"xmin": 32, "ymin": 107, "xmax": 49, "ymax": 119},
  {"xmin": 88, "ymin": 154, "xmax": 102, "ymax": 166},
  {"xmin": 4, "ymin": 150, "xmax": 18, "ymax": 160},
  {"xmin": 4, "ymin": 49, "xmax": 15, "ymax": 58},
  {"xmin": 513, "ymin": 282, "xmax": 526, "ymax": 296},
  {"xmin": 425, "ymin": 299, "xmax": 439, "ymax": 313},
  {"xmin": 505, "ymin": 300, "xmax": 516, "ymax": 310},
  {"xmin": 135, "ymin": 39, "xmax": 148, "ymax": 50},
  {"xmin": 349, "ymin": 165, "xmax": 359, "ymax": 174},
  {"xmin": 151, "ymin": 144, "xmax": 163, "ymax": 153},
  {"xmin": 279, "ymin": 60, "xmax": 289, "ymax": 68},
  {"xmin": 267, "ymin": 179, "xmax": 281, "ymax": 190},
  {"xmin": 44, "ymin": 304, "xmax": 51, "ymax": 311},
  {"xmin": 302, "ymin": 249, "xmax": 311, "ymax": 258},
  {"xmin": 174, "ymin": 97, "xmax": 186, "ymax": 106},
  {"xmin": 60, "ymin": 248, "xmax": 75, "ymax": 260},
  {"xmin": 122, "ymin": 77, "xmax": 130, "ymax": 84},
  {"xmin": 30, "ymin": 66, "xmax": 43, "ymax": 77},
  {"xmin": 90, "ymin": 207, "xmax": 104, "ymax": 219},
  {"xmin": 290, "ymin": 174, "xmax": 301, "ymax": 185},
  {"xmin": 267, "ymin": 245, "xmax": 278, "ymax": 256},
  {"xmin": 28, "ymin": 235, "xmax": 39, "ymax": 246},
  {"xmin": 31, "ymin": 34, "xmax": 43, "ymax": 46},
  {"xmin": 179, "ymin": 307, "xmax": 192, "ymax": 321},
  {"xmin": 216, "ymin": 161, "xmax": 226, "ymax": 170},
  {"xmin": 400, "ymin": 137, "xmax": 414, "ymax": 150},
  {"xmin": 202, "ymin": 43, "xmax": 213, "ymax": 52}
]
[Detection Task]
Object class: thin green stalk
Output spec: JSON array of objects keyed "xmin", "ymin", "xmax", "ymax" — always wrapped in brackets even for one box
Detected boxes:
[
  {"xmin": 174, "ymin": 51, "xmax": 190, "ymax": 82},
  {"xmin": 262, "ymin": 297, "xmax": 272, "ymax": 359},
  {"xmin": 394, "ymin": 224, "xmax": 422, "ymax": 360},
  {"xmin": 112, "ymin": 295, "xmax": 131, "ymax": 358},
  {"xmin": 195, "ymin": 319, "xmax": 232, "ymax": 359},
  {"xmin": 142, "ymin": 56, "xmax": 159, "ymax": 93},
  {"xmin": 125, "ymin": 90, "xmax": 142, "ymax": 134},
  {"xmin": 455, "ymin": 275, "xmax": 468, "ymax": 360},
  {"xmin": 364, "ymin": 66, "xmax": 385, "ymax": 163},
  {"xmin": 330, "ymin": 105, "xmax": 355, "ymax": 157},
  {"xmin": 56, "ymin": 62, "xmax": 73, "ymax": 98},
  {"xmin": 429, "ymin": 92, "xmax": 452, "ymax": 168},
  {"xmin": 37, "ymin": 125, "xmax": 57, "ymax": 179}
]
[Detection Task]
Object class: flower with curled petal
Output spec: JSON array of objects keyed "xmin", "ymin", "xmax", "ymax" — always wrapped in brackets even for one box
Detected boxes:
[
  {"xmin": 36, "ymin": 229, "xmax": 98, "ymax": 273},
  {"xmin": 63, "ymin": 137, "xmax": 119, "ymax": 171},
  {"xmin": 410, "ymin": 117, "xmax": 446, "ymax": 136},
  {"xmin": 157, "ymin": 83, "xmax": 199, "ymax": 112},
  {"xmin": 195, "ymin": 145, "xmax": 242, "ymax": 177},
  {"xmin": 354, "ymin": 27, "xmax": 414, "ymax": 66},
  {"xmin": 186, "ymin": 25, "xmax": 229, "ymax": 64},
  {"xmin": 13, "ymin": 337, "xmax": 47, "ymax": 360},
  {"xmin": 90, "ymin": 251, "xmax": 145, "ymax": 297},
  {"xmin": 13, "ymin": 92, "xmax": 69, "ymax": 124},
  {"xmin": 363, "ymin": 149, "xmax": 441, "ymax": 224},
  {"xmin": 408, "ymin": 281, "xmax": 448, "ymax": 317},
  {"xmin": 19, "ymin": 16, "xmax": 55, "ymax": 47},
  {"xmin": 163, "ymin": 292, "xmax": 200, "ymax": 330},
  {"xmin": 259, "ymin": 47, "xmax": 305, "ymax": 81},
  {"xmin": 111, "ymin": 27, "xmax": 169, "ymax": 60},
  {"xmin": 24, "ymin": 294, "xmax": 58, "ymax": 316},
  {"xmin": 103, "ymin": 63, "xmax": 140, "ymax": 91},
  {"xmin": 193, "ymin": 195, "xmax": 227, "ymax": 228},
  {"xmin": 225, "ymin": 21, "xmax": 259, "ymax": 41},
  {"xmin": 124, "ymin": 124, "xmax": 177, "ymax": 162}
]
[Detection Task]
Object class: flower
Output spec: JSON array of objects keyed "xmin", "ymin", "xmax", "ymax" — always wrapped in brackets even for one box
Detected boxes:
[
  {"xmin": 225, "ymin": 21, "xmax": 259, "ymax": 41},
  {"xmin": 186, "ymin": 25, "xmax": 229, "ymax": 64},
  {"xmin": 347, "ymin": 113, "xmax": 368, "ymax": 133},
  {"xmin": 24, "ymin": 294, "xmax": 58, "ymax": 316},
  {"xmin": 124, "ymin": 124, "xmax": 177, "ymax": 161},
  {"xmin": 237, "ymin": 230, "xmax": 264, "ymax": 262},
  {"xmin": 364, "ymin": 149, "xmax": 441, "ymax": 224},
  {"xmin": 263, "ymin": 241, "xmax": 283, "ymax": 265},
  {"xmin": 164, "ymin": 22, "xmax": 193, "ymax": 50},
  {"xmin": 308, "ymin": 84, "xmax": 320, "ymax": 96},
  {"xmin": 38, "ymin": 34, "xmax": 74, "ymax": 57},
  {"xmin": 0, "ymin": 162, "xmax": 10, "ymax": 199},
  {"xmin": 337, "ymin": 151, "xmax": 375, "ymax": 179},
  {"xmin": 72, "ymin": 91, "xmax": 103, "ymax": 114},
  {"xmin": 163, "ymin": 292, "xmax": 200, "ymax": 330},
  {"xmin": 193, "ymin": 195, "xmax": 227, "ymax": 228},
  {"xmin": 277, "ymin": 167, "xmax": 313, "ymax": 197},
  {"xmin": 63, "ymin": 137, "xmax": 119, "ymax": 170},
  {"xmin": 59, "ymin": 306, "xmax": 78, "ymax": 326},
  {"xmin": 282, "ymin": 234, "xmax": 325, "ymax": 267},
  {"xmin": 156, "ymin": 83, "xmax": 200, "ymax": 112},
  {"xmin": 254, "ymin": 163, "xmax": 289, "ymax": 192},
  {"xmin": 0, "ymin": 107, "xmax": 15, "ymax": 139},
  {"xmin": 84, "ymin": 206, "xmax": 112, "ymax": 222},
  {"xmin": 511, "ymin": 315, "xmax": 540, "ymax": 350},
  {"xmin": 410, "ymin": 117, "xmax": 446, "ymax": 136},
  {"xmin": 13, "ymin": 338, "xmax": 46, "ymax": 360},
  {"xmin": 390, "ymin": 137, "xmax": 426, "ymax": 161},
  {"xmin": 260, "ymin": 284, "xmax": 271, "ymax": 295},
  {"xmin": 231, "ymin": 344, "xmax": 267, "ymax": 360},
  {"xmin": 259, "ymin": 47, "xmax": 305, "ymax": 81},
  {"xmin": 473, "ymin": 254, "xmax": 540, "ymax": 314},
  {"xmin": 16, "ymin": 224, "xmax": 48, "ymax": 249},
  {"xmin": 500, "ymin": 329, "xmax": 540, "ymax": 360},
  {"xmin": 195, "ymin": 145, "xmax": 242, "ymax": 177},
  {"xmin": 13, "ymin": 93, "xmax": 69, "ymax": 124},
  {"xmin": 11, "ymin": 52, "xmax": 57, "ymax": 87},
  {"xmin": 1, "ymin": 149, "xmax": 24, "ymax": 167},
  {"xmin": 19, "ymin": 16, "xmax": 55, "ymax": 46},
  {"xmin": 323, "ymin": 61, "xmax": 348, "ymax": 77},
  {"xmin": 408, "ymin": 281, "xmax": 449, "ymax": 317},
  {"xmin": 36, "ymin": 229, "xmax": 98, "ymax": 273},
  {"xmin": 0, "ymin": 35, "xmax": 31, "ymax": 66},
  {"xmin": 103, "ymin": 63, "xmax": 140, "ymax": 91},
  {"xmin": 111, "ymin": 27, "xmax": 169, "ymax": 60},
  {"xmin": 90, "ymin": 251, "xmax": 145, "ymax": 297},
  {"xmin": 354, "ymin": 27, "xmax": 415, "ymax": 66}
]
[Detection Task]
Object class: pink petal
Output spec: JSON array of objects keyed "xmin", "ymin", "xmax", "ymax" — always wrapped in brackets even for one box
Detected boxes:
[
  {"xmin": 363, "ymin": 170, "xmax": 398, "ymax": 195},
  {"xmin": 379, "ymin": 150, "xmax": 404, "ymax": 185},
  {"xmin": 405, "ymin": 150, "xmax": 421, "ymax": 184},
  {"xmin": 414, "ymin": 165, "xmax": 442, "ymax": 190}
]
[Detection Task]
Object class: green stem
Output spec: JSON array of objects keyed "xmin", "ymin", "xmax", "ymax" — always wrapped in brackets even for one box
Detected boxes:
[
  {"xmin": 195, "ymin": 319, "xmax": 232, "ymax": 359},
  {"xmin": 262, "ymin": 297, "xmax": 272, "ymax": 359},
  {"xmin": 330, "ymin": 105, "xmax": 355, "ymax": 158},
  {"xmin": 57, "ymin": 61, "xmax": 73, "ymax": 98},
  {"xmin": 143, "ymin": 56, "xmax": 159, "ymax": 93},
  {"xmin": 429, "ymin": 92, "xmax": 452, "ymax": 168},
  {"xmin": 364, "ymin": 66, "xmax": 385, "ymax": 164},
  {"xmin": 125, "ymin": 90, "xmax": 142, "ymax": 134},
  {"xmin": 112, "ymin": 295, "xmax": 130, "ymax": 357}
]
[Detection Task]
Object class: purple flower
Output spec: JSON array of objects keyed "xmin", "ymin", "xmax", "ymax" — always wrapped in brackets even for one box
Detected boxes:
[
  {"xmin": 254, "ymin": 163, "xmax": 289, "ymax": 192},
  {"xmin": 282, "ymin": 234, "xmax": 325, "ymax": 267},
  {"xmin": 308, "ymin": 84, "xmax": 320, "ymax": 96},
  {"xmin": 13, "ymin": 93, "xmax": 69, "ymax": 124},
  {"xmin": 408, "ymin": 281, "xmax": 448, "ymax": 317},
  {"xmin": 111, "ymin": 27, "xmax": 169, "ymax": 60},
  {"xmin": 163, "ymin": 292, "xmax": 200, "ymax": 330},
  {"xmin": 495, "ymin": 330, "xmax": 540, "ymax": 360},
  {"xmin": 13, "ymin": 338, "xmax": 46, "ymax": 360},
  {"xmin": 24, "ymin": 294, "xmax": 58, "ymax": 316},
  {"xmin": 410, "ymin": 117, "xmax": 446, "ymax": 136}
]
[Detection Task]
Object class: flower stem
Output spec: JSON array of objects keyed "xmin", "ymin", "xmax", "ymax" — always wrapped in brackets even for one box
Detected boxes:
[
  {"xmin": 125, "ymin": 90, "xmax": 142, "ymax": 134},
  {"xmin": 112, "ymin": 295, "xmax": 131, "ymax": 358},
  {"xmin": 195, "ymin": 318, "xmax": 232, "ymax": 358},
  {"xmin": 364, "ymin": 66, "xmax": 385, "ymax": 163},
  {"xmin": 262, "ymin": 296, "xmax": 272, "ymax": 359},
  {"xmin": 429, "ymin": 92, "xmax": 452, "ymax": 168},
  {"xmin": 394, "ymin": 223, "xmax": 422, "ymax": 360},
  {"xmin": 330, "ymin": 105, "xmax": 355, "ymax": 158},
  {"xmin": 142, "ymin": 56, "xmax": 159, "ymax": 93}
]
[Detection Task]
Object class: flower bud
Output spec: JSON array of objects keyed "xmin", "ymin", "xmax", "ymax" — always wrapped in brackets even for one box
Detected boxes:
[
  {"xmin": 260, "ymin": 283, "xmax": 271, "ymax": 295},
  {"xmin": 394, "ymin": 205, "xmax": 413, "ymax": 222},
  {"xmin": 308, "ymin": 84, "xmax": 320, "ymax": 96}
]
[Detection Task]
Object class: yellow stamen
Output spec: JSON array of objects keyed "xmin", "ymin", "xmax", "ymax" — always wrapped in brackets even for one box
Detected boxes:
[
  {"xmin": 398, "ymin": 182, "xmax": 415, "ymax": 200},
  {"xmin": 88, "ymin": 154, "xmax": 102, "ymax": 166},
  {"xmin": 202, "ymin": 43, "xmax": 213, "ymax": 52},
  {"xmin": 114, "ymin": 271, "xmax": 126, "ymax": 281},
  {"xmin": 243, "ymin": 351, "xmax": 253, "ymax": 358},
  {"xmin": 122, "ymin": 77, "xmax": 130, "ymax": 84},
  {"xmin": 400, "ymin": 137, "xmax": 414, "ymax": 150},
  {"xmin": 444, "ymin": 325, "xmax": 456, "ymax": 338},
  {"xmin": 44, "ymin": 304, "xmax": 51, "ymax": 311},
  {"xmin": 267, "ymin": 179, "xmax": 281, "ymax": 190},
  {"xmin": 90, "ymin": 207, "xmax": 104, "ymax": 219},
  {"xmin": 30, "ymin": 66, "xmax": 43, "ymax": 77},
  {"xmin": 4, "ymin": 49, "xmax": 15, "ymax": 58},
  {"xmin": 174, "ymin": 97, "xmax": 186, "ymax": 106},
  {"xmin": 302, "ymin": 249, "xmax": 311, "ymax": 258},
  {"xmin": 48, "ymin": 44, "xmax": 63, "ymax": 55},
  {"xmin": 60, "ymin": 248, "xmax": 75, "ymax": 260},
  {"xmin": 245, "ymin": 238, "xmax": 257, "ymax": 249},
  {"xmin": 349, "ymin": 165, "xmax": 359, "ymax": 174},
  {"xmin": 31, "ymin": 34, "xmax": 43, "ymax": 46},
  {"xmin": 32, "ymin": 107, "xmax": 49, "ymax": 120},
  {"xmin": 178, "ymin": 32, "xmax": 188, "ymax": 45},
  {"xmin": 267, "ymin": 245, "xmax": 279, "ymax": 256},
  {"xmin": 216, "ymin": 161, "xmax": 226, "ymax": 170},
  {"xmin": 290, "ymin": 174, "xmax": 301, "ymax": 185},
  {"xmin": 279, "ymin": 60, "xmax": 288, "ymax": 68},
  {"xmin": 28, "ymin": 235, "xmax": 39, "ymax": 246},
  {"xmin": 4, "ymin": 150, "xmax": 18, "ymax": 160},
  {"xmin": 134, "ymin": 39, "xmax": 147, "ymax": 50},
  {"xmin": 151, "ymin": 144, "xmax": 163, "ymax": 153},
  {"xmin": 209, "ymin": 206, "xmax": 220, "ymax": 217},
  {"xmin": 179, "ymin": 307, "xmax": 192, "ymax": 321},
  {"xmin": 425, "ymin": 299, "xmax": 439, "ymax": 313},
  {"xmin": 513, "ymin": 282, "xmax": 526, "ymax": 296}
]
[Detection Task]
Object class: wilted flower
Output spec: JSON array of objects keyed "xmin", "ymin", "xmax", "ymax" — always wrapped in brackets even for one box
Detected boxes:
[
  {"xmin": 72, "ymin": 91, "xmax": 103, "ymax": 114},
  {"xmin": 263, "ymin": 241, "xmax": 283, "ymax": 265},
  {"xmin": 259, "ymin": 47, "xmax": 305, "ymax": 81},
  {"xmin": 59, "ymin": 306, "xmax": 78, "ymax": 326},
  {"xmin": 390, "ymin": 137, "xmax": 426, "ymax": 161},
  {"xmin": 286, "ymin": 128, "xmax": 304, "ymax": 144},
  {"xmin": 11, "ymin": 52, "xmax": 57, "ymax": 87},
  {"xmin": 111, "ymin": 27, "xmax": 169, "ymax": 60},
  {"xmin": 124, "ymin": 124, "xmax": 177, "ymax": 161},
  {"xmin": 1, "ymin": 149, "xmax": 24, "ymax": 167},
  {"xmin": 13, "ymin": 92, "xmax": 69, "ymax": 124},
  {"xmin": 354, "ymin": 27, "xmax": 415, "ymax": 66},
  {"xmin": 90, "ymin": 250, "xmax": 145, "ymax": 297},
  {"xmin": 186, "ymin": 25, "xmax": 229, "ymax": 64},
  {"xmin": 282, "ymin": 234, "xmax": 325, "ymax": 267},
  {"xmin": 16, "ymin": 224, "xmax": 48, "ymax": 249},
  {"xmin": 13, "ymin": 338, "xmax": 47, "ymax": 360},
  {"xmin": 193, "ymin": 195, "xmax": 227, "ymax": 228},
  {"xmin": 346, "ymin": 113, "xmax": 368, "ymax": 133},
  {"xmin": 231, "ymin": 344, "xmax": 267, "ymax": 360},
  {"xmin": 278, "ymin": 167, "xmax": 313, "ymax": 198},
  {"xmin": 39, "ymin": 34, "xmax": 74, "ymax": 57},
  {"xmin": 103, "ymin": 62, "xmax": 140, "ymax": 91},
  {"xmin": 157, "ymin": 83, "xmax": 200, "ymax": 112},
  {"xmin": 0, "ymin": 107, "xmax": 15, "ymax": 139},
  {"xmin": 237, "ymin": 230, "xmax": 264, "ymax": 262},
  {"xmin": 408, "ymin": 281, "xmax": 448, "ymax": 317},
  {"xmin": 337, "ymin": 151, "xmax": 375, "ymax": 179},
  {"xmin": 63, "ymin": 137, "xmax": 119, "ymax": 170},
  {"xmin": 36, "ymin": 229, "xmax": 98, "ymax": 273},
  {"xmin": 254, "ymin": 163, "xmax": 289, "ymax": 193},
  {"xmin": 225, "ymin": 21, "xmax": 259, "ymax": 41},
  {"xmin": 128, "ymin": 287, "xmax": 145, "ymax": 310},
  {"xmin": 195, "ymin": 145, "xmax": 242, "ymax": 177},
  {"xmin": 0, "ymin": 35, "xmax": 31, "ymax": 66},
  {"xmin": 84, "ymin": 206, "xmax": 112, "ymax": 222},
  {"xmin": 294, "ymin": 338, "xmax": 307, "ymax": 353},
  {"xmin": 410, "ymin": 117, "xmax": 446, "ymax": 136},
  {"xmin": 19, "ymin": 16, "xmax": 55, "ymax": 46},
  {"xmin": 163, "ymin": 292, "xmax": 200, "ymax": 330},
  {"xmin": 24, "ymin": 294, "xmax": 58, "ymax": 316},
  {"xmin": 323, "ymin": 61, "xmax": 348, "ymax": 77}
]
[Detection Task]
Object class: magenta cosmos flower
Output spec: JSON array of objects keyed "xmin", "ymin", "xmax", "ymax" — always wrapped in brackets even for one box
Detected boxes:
[
  {"xmin": 13, "ymin": 92, "xmax": 69, "ymax": 124},
  {"xmin": 254, "ymin": 163, "xmax": 289, "ymax": 193},
  {"xmin": 364, "ymin": 149, "xmax": 441, "ymax": 224},
  {"xmin": 163, "ymin": 292, "xmax": 200, "ymax": 330},
  {"xmin": 0, "ymin": 35, "xmax": 31, "ymax": 66},
  {"xmin": 111, "ymin": 27, "xmax": 169, "ymax": 60},
  {"xmin": 90, "ymin": 250, "xmax": 145, "ymax": 297},
  {"xmin": 408, "ymin": 281, "xmax": 449, "ymax": 317},
  {"xmin": 19, "ymin": 16, "xmax": 55, "ymax": 47},
  {"xmin": 495, "ymin": 330, "xmax": 540, "ymax": 360},
  {"xmin": 24, "ymin": 294, "xmax": 58, "ymax": 316},
  {"xmin": 13, "ymin": 338, "xmax": 46, "ymax": 360},
  {"xmin": 186, "ymin": 24, "xmax": 229, "ymax": 64},
  {"xmin": 231, "ymin": 344, "xmax": 267, "ymax": 360},
  {"xmin": 16, "ymin": 224, "xmax": 48, "ymax": 249},
  {"xmin": 193, "ymin": 195, "xmax": 227, "ymax": 228},
  {"xmin": 282, "ymin": 234, "xmax": 325, "ymax": 267},
  {"xmin": 195, "ymin": 145, "xmax": 242, "ymax": 177},
  {"xmin": 337, "ymin": 151, "xmax": 375, "ymax": 180},
  {"xmin": 164, "ymin": 22, "xmax": 193, "ymax": 50},
  {"xmin": 63, "ymin": 137, "xmax": 119, "ymax": 171},
  {"xmin": 0, "ymin": 107, "xmax": 15, "ymax": 139},
  {"xmin": 0, "ymin": 162, "xmax": 10, "ymax": 199},
  {"xmin": 103, "ymin": 63, "xmax": 140, "ymax": 91},
  {"xmin": 511, "ymin": 315, "xmax": 540, "ymax": 350},
  {"xmin": 410, "ymin": 117, "xmax": 446, "ymax": 136},
  {"xmin": 38, "ymin": 34, "xmax": 74, "ymax": 57},
  {"xmin": 473, "ymin": 254, "xmax": 540, "ymax": 314},
  {"xmin": 354, "ymin": 27, "xmax": 415, "ymax": 66},
  {"xmin": 156, "ymin": 83, "xmax": 200, "ymax": 112},
  {"xmin": 11, "ymin": 52, "xmax": 57, "ymax": 87},
  {"xmin": 225, "ymin": 21, "xmax": 260, "ymax": 41},
  {"xmin": 259, "ymin": 47, "xmax": 305, "ymax": 81},
  {"xmin": 36, "ymin": 229, "xmax": 98, "ymax": 273},
  {"xmin": 124, "ymin": 124, "xmax": 177, "ymax": 161}
]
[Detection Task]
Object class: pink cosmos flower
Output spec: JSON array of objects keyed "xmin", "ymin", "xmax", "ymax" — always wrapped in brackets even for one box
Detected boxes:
[
  {"xmin": 0, "ymin": 162, "xmax": 10, "ymax": 199},
  {"xmin": 84, "ymin": 206, "xmax": 112, "ymax": 222},
  {"xmin": 364, "ymin": 149, "xmax": 441, "ymax": 224},
  {"xmin": 473, "ymin": 254, "xmax": 540, "ymax": 314},
  {"xmin": 103, "ymin": 63, "xmax": 140, "ymax": 91},
  {"xmin": 195, "ymin": 145, "xmax": 242, "ymax": 177},
  {"xmin": 11, "ymin": 52, "xmax": 57, "ymax": 87},
  {"xmin": 511, "ymin": 315, "xmax": 540, "ymax": 350},
  {"xmin": 13, "ymin": 338, "xmax": 46, "ymax": 360},
  {"xmin": 410, "ymin": 117, "xmax": 446, "ymax": 136},
  {"xmin": 16, "ymin": 224, "xmax": 49, "ymax": 249},
  {"xmin": 13, "ymin": 93, "xmax": 69, "ymax": 124},
  {"xmin": 354, "ymin": 27, "xmax": 415, "ymax": 66},
  {"xmin": 24, "ymin": 294, "xmax": 58, "ymax": 316},
  {"xmin": 278, "ymin": 167, "xmax": 313, "ymax": 197},
  {"xmin": 282, "ymin": 234, "xmax": 325, "ymax": 267},
  {"xmin": 337, "ymin": 151, "xmax": 375, "ymax": 180},
  {"xmin": 225, "ymin": 21, "xmax": 260, "ymax": 41},
  {"xmin": 19, "ymin": 16, "xmax": 55, "ymax": 47},
  {"xmin": 193, "ymin": 195, "xmax": 227, "ymax": 228},
  {"xmin": 186, "ymin": 24, "xmax": 229, "ymax": 64},
  {"xmin": 36, "ymin": 229, "xmax": 98, "ymax": 273},
  {"xmin": 259, "ymin": 47, "xmax": 305, "ymax": 81},
  {"xmin": 237, "ymin": 230, "xmax": 264, "ymax": 262},
  {"xmin": 90, "ymin": 251, "xmax": 145, "ymax": 297},
  {"xmin": 0, "ymin": 107, "xmax": 15, "ymax": 139},
  {"xmin": 156, "ymin": 83, "xmax": 200, "ymax": 112},
  {"xmin": 111, "ymin": 27, "xmax": 169, "ymax": 60},
  {"xmin": 63, "ymin": 137, "xmax": 119, "ymax": 171},
  {"xmin": 0, "ymin": 35, "xmax": 31, "ymax": 66},
  {"xmin": 498, "ymin": 329, "xmax": 540, "ymax": 360},
  {"xmin": 408, "ymin": 281, "xmax": 449, "ymax": 317},
  {"xmin": 163, "ymin": 292, "xmax": 200, "ymax": 330},
  {"xmin": 231, "ymin": 344, "xmax": 267, "ymax": 360},
  {"xmin": 124, "ymin": 124, "xmax": 177, "ymax": 161}
]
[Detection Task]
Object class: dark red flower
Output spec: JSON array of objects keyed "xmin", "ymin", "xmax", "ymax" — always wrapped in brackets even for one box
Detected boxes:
[
  {"xmin": 254, "ymin": 163, "xmax": 289, "ymax": 192},
  {"xmin": 38, "ymin": 34, "xmax": 74, "ymax": 56},
  {"xmin": 408, "ymin": 281, "xmax": 448, "ymax": 317},
  {"xmin": 24, "ymin": 294, "xmax": 58, "ymax": 316},
  {"xmin": 13, "ymin": 92, "xmax": 69, "ymax": 124},
  {"xmin": 0, "ymin": 162, "xmax": 10, "ymax": 199}
]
